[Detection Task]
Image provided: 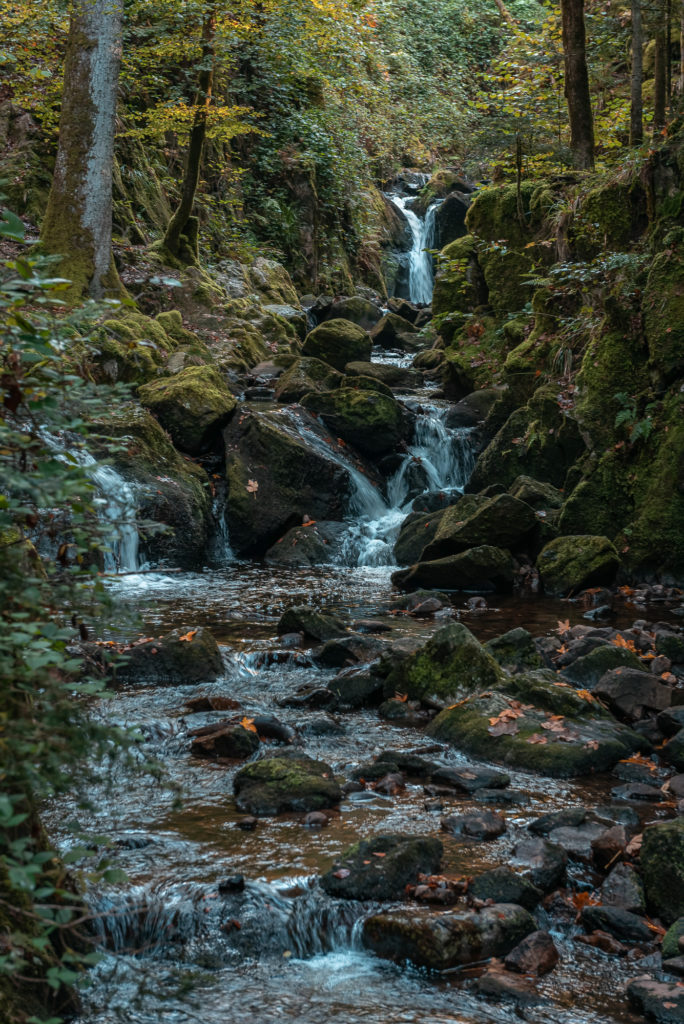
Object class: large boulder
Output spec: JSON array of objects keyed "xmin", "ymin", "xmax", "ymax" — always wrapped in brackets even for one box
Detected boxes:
[
  {"xmin": 324, "ymin": 296, "xmax": 383, "ymax": 330},
  {"xmin": 274, "ymin": 357, "xmax": 342, "ymax": 404},
  {"xmin": 392, "ymin": 546, "xmax": 515, "ymax": 592},
  {"xmin": 320, "ymin": 834, "xmax": 443, "ymax": 900},
  {"xmin": 627, "ymin": 977, "xmax": 684, "ymax": 1023},
  {"xmin": 344, "ymin": 360, "xmax": 422, "ymax": 389},
  {"xmin": 264, "ymin": 521, "xmax": 346, "ymax": 567},
  {"xmin": 363, "ymin": 903, "xmax": 536, "ymax": 971},
  {"xmin": 382, "ymin": 623, "xmax": 503, "ymax": 705},
  {"xmin": 233, "ymin": 751, "xmax": 341, "ymax": 816},
  {"xmin": 370, "ymin": 313, "xmax": 422, "ymax": 351},
  {"xmin": 138, "ymin": 365, "xmax": 236, "ymax": 455},
  {"xmin": 560, "ymin": 644, "xmax": 643, "ymax": 687},
  {"xmin": 106, "ymin": 626, "xmax": 223, "ymax": 685},
  {"xmin": 277, "ymin": 605, "xmax": 347, "ymax": 642},
  {"xmin": 537, "ymin": 536, "xmax": 621, "ymax": 596},
  {"xmin": 640, "ymin": 819, "xmax": 684, "ymax": 924},
  {"xmin": 421, "ymin": 493, "xmax": 537, "ymax": 560},
  {"xmin": 302, "ymin": 319, "xmax": 371, "ymax": 371},
  {"xmin": 643, "ymin": 250, "xmax": 684, "ymax": 386},
  {"xmin": 223, "ymin": 409, "xmax": 351, "ymax": 555},
  {"xmin": 485, "ymin": 628, "xmax": 542, "ymax": 673},
  {"xmin": 427, "ymin": 688, "xmax": 644, "ymax": 777},
  {"xmin": 509, "ymin": 476, "xmax": 564, "ymax": 511},
  {"xmin": 301, "ymin": 387, "xmax": 408, "ymax": 457},
  {"xmin": 593, "ymin": 668, "xmax": 672, "ymax": 722}
]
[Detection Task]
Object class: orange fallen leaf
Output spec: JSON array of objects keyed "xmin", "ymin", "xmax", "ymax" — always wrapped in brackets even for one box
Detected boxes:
[
  {"xmin": 240, "ymin": 717, "xmax": 258, "ymax": 734},
  {"xmin": 392, "ymin": 692, "xmax": 408, "ymax": 703},
  {"xmin": 576, "ymin": 689, "xmax": 596, "ymax": 702},
  {"xmin": 557, "ymin": 619, "xmax": 571, "ymax": 635},
  {"xmin": 178, "ymin": 629, "xmax": 198, "ymax": 643},
  {"xmin": 373, "ymin": 852, "xmax": 386, "ymax": 858},
  {"xmin": 526, "ymin": 733, "xmax": 547, "ymax": 744}
]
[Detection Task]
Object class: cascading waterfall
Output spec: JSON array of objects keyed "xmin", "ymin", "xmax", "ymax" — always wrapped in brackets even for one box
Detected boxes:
[
  {"xmin": 389, "ymin": 194, "xmax": 442, "ymax": 306},
  {"xmin": 91, "ymin": 464, "xmax": 141, "ymax": 573}
]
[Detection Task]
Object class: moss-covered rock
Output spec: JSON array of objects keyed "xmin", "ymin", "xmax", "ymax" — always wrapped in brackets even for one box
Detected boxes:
[
  {"xmin": 248, "ymin": 257, "xmax": 300, "ymax": 307},
  {"xmin": 643, "ymin": 250, "xmax": 684, "ymax": 386},
  {"xmin": 274, "ymin": 357, "xmax": 343, "ymax": 403},
  {"xmin": 469, "ymin": 386, "xmax": 586, "ymax": 492},
  {"xmin": 427, "ymin": 689, "xmax": 644, "ymax": 777},
  {"xmin": 509, "ymin": 476, "xmax": 564, "ymax": 511},
  {"xmin": 568, "ymin": 181, "xmax": 648, "ymax": 261},
  {"xmin": 485, "ymin": 628, "xmax": 542, "ymax": 673},
  {"xmin": 392, "ymin": 546, "xmax": 516, "ymax": 593},
  {"xmin": 393, "ymin": 505, "xmax": 453, "ymax": 565},
  {"xmin": 277, "ymin": 605, "xmax": 348, "ymax": 642},
  {"xmin": 641, "ymin": 819, "xmax": 684, "ymax": 924},
  {"xmin": 383, "ymin": 622, "xmax": 504, "ymax": 705},
  {"xmin": 344, "ymin": 360, "xmax": 422, "ymax": 389},
  {"xmin": 560, "ymin": 644, "xmax": 643, "ymax": 687},
  {"xmin": 575, "ymin": 326, "xmax": 650, "ymax": 448},
  {"xmin": 537, "ymin": 535, "xmax": 620, "ymax": 596},
  {"xmin": 662, "ymin": 917, "xmax": 684, "ymax": 958},
  {"xmin": 106, "ymin": 626, "xmax": 223, "ymax": 685},
  {"xmin": 558, "ymin": 452, "xmax": 634, "ymax": 539},
  {"xmin": 370, "ymin": 312, "xmax": 421, "ymax": 351},
  {"xmin": 421, "ymin": 493, "xmax": 537, "ymax": 560},
  {"xmin": 91, "ymin": 309, "xmax": 179, "ymax": 384},
  {"xmin": 340, "ymin": 374, "xmax": 394, "ymax": 398},
  {"xmin": 432, "ymin": 235, "xmax": 486, "ymax": 317},
  {"xmin": 321, "ymin": 834, "xmax": 443, "ymax": 900},
  {"xmin": 466, "ymin": 181, "xmax": 551, "ymax": 249},
  {"xmin": 264, "ymin": 521, "xmax": 346, "ymax": 567},
  {"xmin": 478, "ymin": 246, "xmax": 534, "ymax": 315},
  {"xmin": 301, "ymin": 387, "xmax": 407, "ymax": 456},
  {"xmin": 324, "ymin": 296, "xmax": 383, "ymax": 330},
  {"xmin": 302, "ymin": 319, "xmax": 371, "ymax": 371},
  {"xmin": 223, "ymin": 408, "xmax": 350, "ymax": 555},
  {"xmin": 363, "ymin": 903, "xmax": 536, "ymax": 971},
  {"xmin": 470, "ymin": 867, "xmax": 543, "ymax": 910},
  {"xmin": 138, "ymin": 365, "xmax": 236, "ymax": 455},
  {"xmin": 233, "ymin": 751, "xmax": 341, "ymax": 816}
]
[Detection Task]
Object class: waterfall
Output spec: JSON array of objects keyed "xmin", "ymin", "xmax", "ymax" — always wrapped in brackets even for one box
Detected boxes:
[
  {"xmin": 389, "ymin": 195, "xmax": 442, "ymax": 306},
  {"xmin": 91, "ymin": 465, "xmax": 141, "ymax": 573}
]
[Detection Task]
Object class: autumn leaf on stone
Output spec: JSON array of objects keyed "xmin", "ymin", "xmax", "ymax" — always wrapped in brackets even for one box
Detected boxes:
[
  {"xmin": 584, "ymin": 739, "xmax": 600, "ymax": 751},
  {"xmin": 526, "ymin": 733, "xmax": 547, "ymax": 744},
  {"xmin": 392, "ymin": 692, "xmax": 408, "ymax": 703},
  {"xmin": 557, "ymin": 619, "xmax": 571, "ymax": 635},
  {"xmin": 333, "ymin": 869, "xmax": 350, "ymax": 879},
  {"xmin": 625, "ymin": 833, "xmax": 643, "ymax": 857},
  {"xmin": 246, "ymin": 479, "xmax": 259, "ymax": 496},
  {"xmin": 576, "ymin": 689, "xmax": 596, "ymax": 703},
  {"xmin": 240, "ymin": 717, "xmax": 258, "ymax": 733},
  {"xmin": 178, "ymin": 629, "xmax": 197, "ymax": 642}
]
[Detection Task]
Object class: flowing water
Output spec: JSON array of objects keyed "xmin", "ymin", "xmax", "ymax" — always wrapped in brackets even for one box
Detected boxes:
[{"xmin": 389, "ymin": 194, "xmax": 442, "ymax": 306}]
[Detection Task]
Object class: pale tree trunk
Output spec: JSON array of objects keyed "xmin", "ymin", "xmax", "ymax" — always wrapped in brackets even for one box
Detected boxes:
[
  {"xmin": 631, "ymin": 0, "xmax": 644, "ymax": 144},
  {"xmin": 561, "ymin": 0, "xmax": 595, "ymax": 169},
  {"xmin": 653, "ymin": 0, "xmax": 668, "ymax": 128},
  {"xmin": 680, "ymin": 0, "xmax": 684, "ymax": 94},
  {"xmin": 42, "ymin": 0, "xmax": 123, "ymax": 300},
  {"xmin": 163, "ymin": 5, "xmax": 216, "ymax": 262}
]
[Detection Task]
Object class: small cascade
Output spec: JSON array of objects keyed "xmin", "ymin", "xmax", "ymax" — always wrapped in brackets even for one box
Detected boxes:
[
  {"xmin": 91, "ymin": 465, "xmax": 141, "ymax": 573},
  {"xmin": 208, "ymin": 492, "xmax": 236, "ymax": 566},
  {"xmin": 389, "ymin": 194, "xmax": 442, "ymax": 305}
]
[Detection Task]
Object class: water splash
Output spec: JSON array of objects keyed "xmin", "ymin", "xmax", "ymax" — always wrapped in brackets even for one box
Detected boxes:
[{"xmin": 390, "ymin": 195, "xmax": 442, "ymax": 305}]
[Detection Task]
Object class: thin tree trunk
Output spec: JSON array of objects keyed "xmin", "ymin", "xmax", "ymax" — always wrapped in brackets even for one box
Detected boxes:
[
  {"xmin": 653, "ymin": 0, "xmax": 668, "ymax": 128},
  {"xmin": 41, "ymin": 0, "xmax": 123, "ymax": 300},
  {"xmin": 561, "ymin": 0, "xmax": 595, "ymax": 169},
  {"xmin": 680, "ymin": 0, "xmax": 684, "ymax": 93},
  {"xmin": 163, "ymin": 5, "xmax": 216, "ymax": 261},
  {"xmin": 631, "ymin": 0, "xmax": 644, "ymax": 144},
  {"xmin": 493, "ymin": 0, "xmax": 518, "ymax": 27}
]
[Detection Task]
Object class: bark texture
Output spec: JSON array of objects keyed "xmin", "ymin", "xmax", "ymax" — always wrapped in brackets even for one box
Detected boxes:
[
  {"xmin": 41, "ymin": 0, "xmax": 123, "ymax": 300},
  {"xmin": 630, "ymin": 0, "xmax": 643, "ymax": 145},
  {"xmin": 561, "ymin": 0, "xmax": 595, "ymax": 169},
  {"xmin": 653, "ymin": 0, "xmax": 668, "ymax": 129}
]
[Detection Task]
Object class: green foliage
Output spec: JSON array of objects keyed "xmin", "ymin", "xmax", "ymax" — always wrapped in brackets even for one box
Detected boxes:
[{"xmin": 614, "ymin": 392, "xmax": 657, "ymax": 445}]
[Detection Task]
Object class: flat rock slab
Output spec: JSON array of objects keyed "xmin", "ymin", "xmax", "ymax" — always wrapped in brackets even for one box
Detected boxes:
[
  {"xmin": 547, "ymin": 823, "xmax": 606, "ymax": 863},
  {"xmin": 627, "ymin": 977, "xmax": 684, "ymax": 1022},
  {"xmin": 101, "ymin": 627, "xmax": 224, "ymax": 685},
  {"xmin": 363, "ymin": 903, "xmax": 536, "ymax": 971},
  {"xmin": 441, "ymin": 810, "xmax": 506, "ymax": 840},
  {"xmin": 233, "ymin": 751, "xmax": 341, "ymax": 816},
  {"xmin": 320, "ymin": 834, "xmax": 443, "ymax": 901}
]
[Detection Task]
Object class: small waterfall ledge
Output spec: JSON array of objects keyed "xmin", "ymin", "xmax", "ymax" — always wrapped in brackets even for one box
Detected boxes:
[{"xmin": 388, "ymin": 192, "xmax": 442, "ymax": 306}]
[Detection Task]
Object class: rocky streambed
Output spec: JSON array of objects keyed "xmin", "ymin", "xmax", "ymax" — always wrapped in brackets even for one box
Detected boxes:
[{"xmin": 50, "ymin": 560, "xmax": 684, "ymax": 1024}]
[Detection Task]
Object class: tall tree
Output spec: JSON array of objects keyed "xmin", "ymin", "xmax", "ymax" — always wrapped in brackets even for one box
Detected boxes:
[
  {"xmin": 560, "ymin": 0, "xmax": 595, "ymax": 169},
  {"xmin": 653, "ymin": 0, "xmax": 668, "ymax": 128},
  {"xmin": 162, "ymin": 3, "xmax": 217, "ymax": 263},
  {"xmin": 41, "ymin": 0, "xmax": 123, "ymax": 300},
  {"xmin": 630, "ymin": 0, "xmax": 644, "ymax": 144}
]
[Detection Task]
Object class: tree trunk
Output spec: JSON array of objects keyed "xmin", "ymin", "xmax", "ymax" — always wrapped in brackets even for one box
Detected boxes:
[
  {"xmin": 680, "ymin": 0, "xmax": 684, "ymax": 94},
  {"xmin": 630, "ymin": 0, "xmax": 644, "ymax": 144},
  {"xmin": 162, "ymin": 6, "xmax": 216, "ymax": 262},
  {"xmin": 653, "ymin": 0, "xmax": 668, "ymax": 128},
  {"xmin": 561, "ymin": 0, "xmax": 595, "ymax": 169},
  {"xmin": 41, "ymin": 0, "xmax": 123, "ymax": 300}
]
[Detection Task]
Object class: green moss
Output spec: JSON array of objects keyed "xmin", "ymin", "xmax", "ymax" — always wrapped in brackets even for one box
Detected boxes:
[
  {"xmin": 302, "ymin": 319, "xmax": 371, "ymax": 371},
  {"xmin": 537, "ymin": 535, "xmax": 620, "ymax": 596},
  {"xmin": 575, "ymin": 327, "xmax": 649, "ymax": 446},
  {"xmin": 432, "ymin": 235, "xmax": 483, "ymax": 317},
  {"xmin": 568, "ymin": 181, "xmax": 646, "ymax": 261},
  {"xmin": 301, "ymin": 386, "xmax": 406, "ymax": 456},
  {"xmin": 662, "ymin": 918, "xmax": 684, "ymax": 958},
  {"xmin": 485, "ymin": 628, "xmax": 542, "ymax": 672},
  {"xmin": 478, "ymin": 246, "xmax": 533, "ymax": 315},
  {"xmin": 559, "ymin": 452, "xmax": 634, "ymax": 538},
  {"xmin": 275, "ymin": 357, "xmax": 343, "ymax": 402},
  {"xmin": 641, "ymin": 819, "xmax": 684, "ymax": 924},
  {"xmin": 643, "ymin": 250, "xmax": 684, "ymax": 384},
  {"xmin": 138, "ymin": 365, "xmax": 236, "ymax": 454},
  {"xmin": 465, "ymin": 181, "xmax": 549, "ymax": 249}
]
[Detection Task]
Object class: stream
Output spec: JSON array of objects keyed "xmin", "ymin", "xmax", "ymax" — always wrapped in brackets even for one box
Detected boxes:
[{"xmin": 51, "ymin": 208, "xmax": 667, "ymax": 1024}]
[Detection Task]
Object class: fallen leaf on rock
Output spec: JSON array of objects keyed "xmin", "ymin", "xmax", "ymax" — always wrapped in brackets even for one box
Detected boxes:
[
  {"xmin": 526, "ymin": 733, "xmax": 547, "ymax": 744},
  {"xmin": 557, "ymin": 619, "xmax": 571, "ymax": 635},
  {"xmin": 571, "ymin": 891, "xmax": 600, "ymax": 911},
  {"xmin": 333, "ymin": 869, "xmax": 351, "ymax": 879},
  {"xmin": 373, "ymin": 852, "xmax": 386, "ymax": 858},
  {"xmin": 576, "ymin": 689, "xmax": 596, "ymax": 702},
  {"xmin": 613, "ymin": 633, "xmax": 637, "ymax": 653},
  {"xmin": 240, "ymin": 717, "xmax": 258, "ymax": 734},
  {"xmin": 625, "ymin": 833, "xmax": 643, "ymax": 856},
  {"xmin": 392, "ymin": 692, "xmax": 408, "ymax": 703},
  {"xmin": 178, "ymin": 629, "xmax": 198, "ymax": 643},
  {"xmin": 246, "ymin": 479, "xmax": 259, "ymax": 495}
]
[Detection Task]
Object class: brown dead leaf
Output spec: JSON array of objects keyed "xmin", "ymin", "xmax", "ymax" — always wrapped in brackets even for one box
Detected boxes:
[
  {"xmin": 178, "ymin": 629, "xmax": 198, "ymax": 643},
  {"xmin": 576, "ymin": 689, "xmax": 596, "ymax": 703},
  {"xmin": 557, "ymin": 619, "xmax": 571, "ymax": 635},
  {"xmin": 526, "ymin": 733, "xmax": 548, "ymax": 744},
  {"xmin": 240, "ymin": 717, "xmax": 258, "ymax": 734},
  {"xmin": 246, "ymin": 479, "xmax": 259, "ymax": 495},
  {"xmin": 625, "ymin": 833, "xmax": 643, "ymax": 857}
]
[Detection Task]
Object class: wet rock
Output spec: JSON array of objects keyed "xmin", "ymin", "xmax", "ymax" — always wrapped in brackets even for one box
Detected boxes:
[
  {"xmin": 470, "ymin": 867, "xmax": 543, "ymax": 909},
  {"xmin": 392, "ymin": 545, "xmax": 516, "ymax": 593},
  {"xmin": 184, "ymin": 695, "xmax": 241, "ymax": 713},
  {"xmin": 351, "ymin": 760, "xmax": 402, "ymax": 782},
  {"xmin": 352, "ymin": 619, "xmax": 392, "ymax": 634},
  {"xmin": 393, "ymin": 507, "xmax": 451, "ymax": 566},
  {"xmin": 277, "ymin": 606, "xmax": 347, "ymax": 643},
  {"xmin": 430, "ymin": 765, "xmax": 510, "ymax": 792},
  {"xmin": 475, "ymin": 964, "xmax": 543, "ymax": 1004},
  {"xmin": 657, "ymin": 709, "xmax": 684, "ymax": 739},
  {"xmin": 383, "ymin": 622, "xmax": 503, "ymax": 706},
  {"xmin": 373, "ymin": 772, "xmax": 406, "ymax": 796},
  {"xmin": 662, "ymin": 730, "xmax": 684, "ymax": 772},
  {"xmin": 474, "ymin": 788, "xmax": 529, "ymax": 806},
  {"xmin": 376, "ymin": 750, "xmax": 441, "ymax": 779},
  {"xmin": 441, "ymin": 810, "xmax": 506, "ymax": 840},
  {"xmin": 314, "ymin": 635, "xmax": 386, "ymax": 669},
  {"xmin": 233, "ymin": 751, "xmax": 341, "ymax": 816},
  {"xmin": 190, "ymin": 721, "xmax": 260, "ymax": 760},
  {"xmin": 301, "ymin": 319, "xmax": 371, "ymax": 370},
  {"xmin": 560, "ymin": 644, "xmax": 644, "ymax": 688},
  {"xmin": 378, "ymin": 698, "xmax": 433, "ymax": 726},
  {"xmin": 662, "ymin": 918, "xmax": 684, "ymax": 958},
  {"xmin": 303, "ymin": 811, "xmax": 329, "ymax": 827},
  {"xmin": 511, "ymin": 837, "xmax": 567, "ymax": 892},
  {"xmin": 504, "ymin": 930, "xmax": 559, "ymax": 975},
  {"xmin": 299, "ymin": 714, "xmax": 344, "ymax": 736},
  {"xmin": 301, "ymin": 387, "xmax": 408, "ymax": 457},
  {"xmin": 581, "ymin": 906, "xmax": 653, "ymax": 943},
  {"xmin": 528, "ymin": 807, "xmax": 587, "ymax": 835},
  {"xmin": 670, "ymin": 776, "xmax": 684, "ymax": 799},
  {"xmin": 611, "ymin": 782, "xmax": 665, "ymax": 803},
  {"xmin": 601, "ymin": 862, "xmax": 646, "ymax": 914},
  {"xmin": 594, "ymin": 668, "xmax": 672, "ymax": 722},
  {"xmin": 320, "ymin": 834, "xmax": 443, "ymax": 901},
  {"xmin": 656, "ymin": 633, "xmax": 684, "ymax": 665},
  {"xmin": 591, "ymin": 825, "xmax": 628, "ymax": 869},
  {"xmin": 485, "ymin": 628, "xmax": 542, "ymax": 672},
  {"xmin": 663, "ymin": 956, "xmax": 684, "ymax": 978},
  {"xmin": 537, "ymin": 535, "xmax": 621, "ymax": 597},
  {"xmin": 508, "ymin": 476, "xmax": 564, "ymax": 511},
  {"xmin": 627, "ymin": 976, "xmax": 684, "ymax": 1021},
  {"xmin": 370, "ymin": 312, "xmax": 421, "ymax": 351},
  {"xmin": 577, "ymin": 930, "xmax": 628, "ymax": 955},
  {"xmin": 362, "ymin": 903, "xmax": 536, "ymax": 971},
  {"xmin": 138, "ymin": 365, "xmax": 236, "ymax": 455},
  {"xmin": 264, "ymin": 521, "xmax": 346, "ymax": 567},
  {"xmin": 236, "ymin": 816, "xmax": 258, "ymax": 830},
  {"xmin": 278, "ymin": 685, "xmax": 338, "ymax": 710},
  {"xmin": 325, "ymin": 296, "xmax": 383, "ymax": 330},
  {"xmin": 427, "ymin": 690, "xmax": 644, "ymax": 778},
  {"xmin": 328, "ymin": 665, "xmax": 384, "ymax": 708},
  {"xmin": 252, "ymin": 715, "xmax": 296, "ymax": 744},
  {"xmin": 223, "ymin": 408, "xmax": 350, "ymax": 555},
  {"xmin": 547, "ymin": 822, "xmax": 606, "ymax": 863},
  {"xmin": 105, "ymin": 627, "xmax": 224, "ymax": 685},
  {"xmin": 218, "ymin": 875, "xmax": 245, "ymax": 893},
  {"xmin": 344, "ymin": 360, "xmax": 422, "ymax": 389},
  {"xmin": 641, "ymin": 819, "xmax": 684, "ymax": 923},
  {"xmin": 420, "ymin": 493, "xmax": 537, "ymax": 561},
  {"xmin": 274, "ymin": 357, "xmax": 342, "ymax": 404}
]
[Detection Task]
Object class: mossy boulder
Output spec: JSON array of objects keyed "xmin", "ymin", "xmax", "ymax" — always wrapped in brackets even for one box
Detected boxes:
[
  {"xmin": 537, "ymin": 535, "xmax": 620, "ymax": 596},
  {"xmin": 662, "ymin": 917, "xmax": 684, "ymax": 958},
  {"xmin": 340, "ymin": 374, "xmax": 394, "ymax": 398},
  {"xmin": 370, "ymin": 313, "xmax": 421, "ymax": 351},
  {"xmin": 274, "ymin": 357, "xmax": 343, "ymax": 403},
  {"xmin": 383, "ymin": 622, "xmax": 504, "ymax": 705},
  {"xmin": 248, "ymin": 257, "xmax": 300, "ymax": 307},
  {"xmin": 233, "ymin": 751, "xmax": 341, "ymax": 816},
  {"xmin": 575, "ymin": 327, "xmax": 649, "ymax": 447},
  {"xmin": 277, "ymin": 605, "xmax": 348, "ymax": 642},
  {"xmin": 568, "ymin": 181, "xmax": 647, "ymax": 261},
  {"xmin": 223, "ymin": 409, "xmax": 351, "ymax": 555},
  {"xmin": 264, "ymin": 521, "xmax": 345, "ymax": 567},
  {"xmin": 478, "ymin": 246, "xmax": 534, "ymax": 315},
  {"xmin": 469, "ymin": 386, "xmax": 586, "ymax": 492},
  {"xmin": 302, "ymin": 319, "xmax": 371, "ymax": 371},
  {"xmin": 465, "ymin": 181, "xmax": 550, "ymax": 250},
  {"xmin": 92, "ymin": 310, "xmax": 178, "ymax": 383},
  {"xmin": 560, "ymin": 644, "xmax": 643, "ymax": 688},
  {"xmin": 641, "ymin": 819, "xmax": 684, "ymax": 924},
  {"xmin": 421, "ymin": 493, "xmax": 537, "ymax": 560},
  {"xmin": 90, "ymin": 405, "xmax": 212, "ymax": 568},
  {"xmin": 427, "ymin": 689, "xmax": 644, "ymax": 777},
  {"xmin": 138, "ymin": 365, "xmax": 236, "ymax": 455},
  {"xmin": 301, "ymin": 387, "xmax": 407, "ymax": 457},
  {"xmin": 344, "ymin": 360, "xmax": 422, "ymax": 389},
  {"xmin": 107, "ymin": 626, "xmax": 223, "ymax": 685},
  {"xmin": 470, "ymin": 867, "xmax": 543, "ymax": 910},
  {"xmin": 363, "ymin": 903, "xmax": 536, "ymax": 971},
  {"xmin": 324, "ymin": 296, "xmax": 383, "ymax": 330},
  {"xmin": 393, "ymin": 506, "xmax": 451, "ymax": 565},
  {"xmin": 509, "ymin": 476, "xmax": 564, "ymax": 511},
  {"xmin": 558, "ymin": 452, "xmax": 633, "ymax": 539},
  {"xmin": 321, "ymin": 834, "xmax": 443, "ymax": 901},
  {"xmin": 643, "ymin": 251, "xmax": 684, "ymax": 385},
  {"xmin": 485, "ymin": 628, "xmax": 542, "ymax": 673},
  {"xmin": 432, "ymin": 235, "xmax": 486, "ymax": 318},
  {"xmin": 392, "ymin": 546, "xmax": 515, "ymax": 593}
]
